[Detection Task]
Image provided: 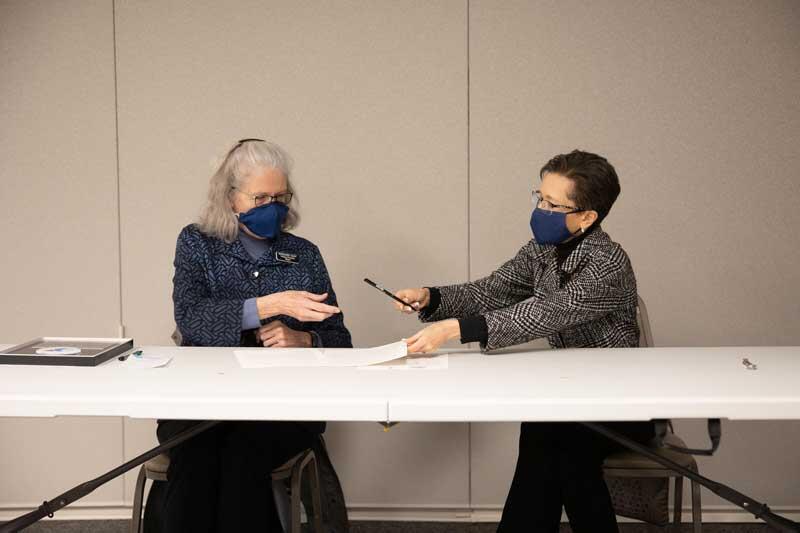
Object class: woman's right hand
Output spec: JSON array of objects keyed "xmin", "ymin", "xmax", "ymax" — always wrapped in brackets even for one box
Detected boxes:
[
  {"xmin": 257, "ymin": 291, "xmax": 341, "ymax": 322},
  {"xmin": 393, "ymin": 287, "xmax": 430, "ymax": 314}
]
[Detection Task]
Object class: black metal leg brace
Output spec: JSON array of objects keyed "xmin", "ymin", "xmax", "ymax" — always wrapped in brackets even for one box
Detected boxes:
[
  {"xmin": 582, "ymin": 421, "xmax": 800, "ymax": 532},
  {"xmin": 0, "ymin": 420, "xmax": 221, "ymax": 533}
]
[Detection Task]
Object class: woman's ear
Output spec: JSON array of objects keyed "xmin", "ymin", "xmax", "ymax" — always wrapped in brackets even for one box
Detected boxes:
[{"xmin": 581, "ymin": 210, "xmax": 599, "ymax": 231}]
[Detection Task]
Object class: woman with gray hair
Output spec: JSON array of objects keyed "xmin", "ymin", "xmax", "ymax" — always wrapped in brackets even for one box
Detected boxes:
[{"xmin": 150, "ymin": 139, "xmax": 352, "ymax": 532}]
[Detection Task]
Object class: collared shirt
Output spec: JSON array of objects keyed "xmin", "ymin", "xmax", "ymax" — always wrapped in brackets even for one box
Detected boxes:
[{"xmin": 420, "ymin": 227, "xmax": 639, "ymax": 351}]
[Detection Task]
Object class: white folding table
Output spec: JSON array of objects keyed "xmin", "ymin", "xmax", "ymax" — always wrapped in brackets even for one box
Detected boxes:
[
  {"xmin": 1, "ymin": 344, "xmax": 799, "ymax": 531},
  {"xmin": 3, "ymin": 345, "xmax": 798, "ymax": 422}
]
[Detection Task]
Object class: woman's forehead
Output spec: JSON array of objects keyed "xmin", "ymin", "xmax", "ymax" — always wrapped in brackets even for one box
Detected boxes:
[
  {"xmin": 240, "ymin": 166, "xmax": 287, "ymax": 190},
  {"xmin": 539, "ymin": 172, "xmax": 573, "ymax": 200}
]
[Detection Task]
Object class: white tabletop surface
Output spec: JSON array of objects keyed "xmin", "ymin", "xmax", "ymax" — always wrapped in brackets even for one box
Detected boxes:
[{"xmin": 1, "ymin": 344, "xmax": 798, "ymax": 422}]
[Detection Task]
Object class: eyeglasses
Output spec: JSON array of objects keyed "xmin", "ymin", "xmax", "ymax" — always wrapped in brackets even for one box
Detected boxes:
[
  {"xmin": 532, "ymin": 190, "xmax": 583, "ymax": 213},
  {"xmin": 232, "ymin": 188, "xmax": 293, "ymax": 208}
]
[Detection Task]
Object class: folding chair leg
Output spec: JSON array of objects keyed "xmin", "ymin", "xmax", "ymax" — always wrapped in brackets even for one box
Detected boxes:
[
  {"xmin": 130, "ymin": 466, "xmax": 147, "ymax": 533},
  {"xmin": 291, "ymin": 463, "xmax": 304, "ymax": 533},
  {"xmin": 691, "ymin": 478, "xmax": 702, "ymax": 533},
  {"xmin": 307, "ymin": 457, "xmax": 324, "ymax": 533},
  {"xmin": 673, "ymin": 475, "xmax": 684, "ymax": 529}
]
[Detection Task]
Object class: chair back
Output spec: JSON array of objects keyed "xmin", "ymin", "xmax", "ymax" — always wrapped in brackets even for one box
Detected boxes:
[
  {"xmin": 171, "ymin": 328, "xmax": 182, "ymax": 346},
  {"xmin": 636, "ymin": 295, "xmax": 654, "ymax": 348}
]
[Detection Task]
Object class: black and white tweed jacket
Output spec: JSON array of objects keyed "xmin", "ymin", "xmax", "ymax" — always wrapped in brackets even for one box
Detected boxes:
[{"xmin": 421, "ymin": 228, "xmax": 640, "ymax": 351}]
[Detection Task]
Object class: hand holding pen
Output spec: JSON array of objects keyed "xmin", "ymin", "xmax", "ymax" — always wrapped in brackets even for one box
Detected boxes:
[
  {"xmin": 363, "ymin": 279, "xmax": 429, "ymax": 313},
  {"xmin": 363, "ymin": 279, "xmax": 449, "ymax": 353},
  {"xmin": 391, "ymin": 287, "xmax": 430, "ymax": 314}
]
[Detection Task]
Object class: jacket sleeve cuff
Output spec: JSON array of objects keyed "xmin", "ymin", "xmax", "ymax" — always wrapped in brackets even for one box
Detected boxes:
[
  {"xmin": 241, "ymin": 298, "xmax": 261, "ymax": 330},
  {"xmin": 419, "ymin": 287, "xmax": 442, "ymax": 320},
  {"xmin": 458, "ymin": 315, "xmax": 488, "ymax": 345}
]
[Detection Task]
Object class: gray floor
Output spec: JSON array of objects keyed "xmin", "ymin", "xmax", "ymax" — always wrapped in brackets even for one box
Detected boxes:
[{"xmin": 4, "ymin": 521, "xmax": 775, "ymax": 533}]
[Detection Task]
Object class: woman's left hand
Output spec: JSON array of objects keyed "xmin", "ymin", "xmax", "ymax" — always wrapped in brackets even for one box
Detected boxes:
[
  {"xmin": 406, "ymin": 319, "xmax": 460, "ymax": 354},
  {"xmin": 258, "ymin": 321, "xmax": 312, "ymax": 348}
]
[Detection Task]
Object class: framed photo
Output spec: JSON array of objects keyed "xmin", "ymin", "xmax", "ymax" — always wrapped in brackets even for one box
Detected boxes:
[{"xmin": 0, "ymin": 337, "xmax": 134, "ymax": 367}]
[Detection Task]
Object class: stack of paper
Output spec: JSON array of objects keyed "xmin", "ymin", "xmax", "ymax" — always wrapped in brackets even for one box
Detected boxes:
[{"xmin": 234, "ymin": 341, "xmax": 409, "ymax": 369}]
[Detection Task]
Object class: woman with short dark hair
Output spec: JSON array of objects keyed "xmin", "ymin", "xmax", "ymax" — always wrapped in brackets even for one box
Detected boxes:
[{"xmin": 392, "ymin": 150, "xmax": 652, "ymax": 532}]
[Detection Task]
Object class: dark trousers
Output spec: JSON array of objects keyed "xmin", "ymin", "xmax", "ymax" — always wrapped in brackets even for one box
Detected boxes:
[
  {"xmin": 497, "ymin": 421, "xmax": 655, "ymax": 533},
  {"xmin": 145, "ymin": 420, "xmax": 318, "ymax": 533}
]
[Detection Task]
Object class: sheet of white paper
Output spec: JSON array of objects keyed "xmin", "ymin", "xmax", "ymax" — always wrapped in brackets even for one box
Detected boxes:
[
  {"xmin": 127, "ymin": 354, "xmax": 172, "ymax": 368},
  {"xmin": 234, "ymin": 341, "xmax": 408, "ymax": 369},
  {"xmin": 359, "ymin": 354, "xmax": 449, "ymax": 371}
]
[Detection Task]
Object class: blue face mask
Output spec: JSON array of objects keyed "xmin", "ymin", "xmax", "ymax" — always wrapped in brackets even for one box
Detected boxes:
[
  {"xmin": 529, "ymin": 207, "xmax": 581, "ymax": 245},
  {"xmin": 237, "ymin": 202, "xmax": 288, "ymax": 239}
]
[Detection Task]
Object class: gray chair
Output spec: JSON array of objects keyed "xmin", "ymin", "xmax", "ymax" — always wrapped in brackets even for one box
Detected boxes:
[
  {"xmin": 130, "ymin": 328, "xmax": 337, "ymax": 533},
  {"xmin": 272, "ymin": 448, "xmax": 324, "ymax": 533},
  {"xmin": 602, "ymin": 295, "xmax": 702, "ymax": 532},
  {"xmin": 130, "ymin": 448, "xmax": 323, "ymax": 533}
]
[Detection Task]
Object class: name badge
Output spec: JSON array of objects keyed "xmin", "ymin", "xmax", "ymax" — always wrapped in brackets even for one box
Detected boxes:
[{"xmin": 275, "ymin": 251, "xmax": 298, "ymax": 264}]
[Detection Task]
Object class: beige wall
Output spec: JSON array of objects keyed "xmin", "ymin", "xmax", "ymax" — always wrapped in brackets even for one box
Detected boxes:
[
  {"xmin": 467, "ymin": 0, "xmax": 800, "ymax": 515},
  {"xmin": 0, "ymin": 0, "xmax": 125, "ymax": 516},
  {"xmin": 112, "ymin": 0, "xmax": 470, "ymax": 509},
  {"xmin": 1, "ymin": 0, "xmax": 799, "ymax": 523}
]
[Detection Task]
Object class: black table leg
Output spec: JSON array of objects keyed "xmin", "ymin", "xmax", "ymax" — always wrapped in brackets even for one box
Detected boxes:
[
  {"xmin": 0, "ymin": 420, "xmax": 220, "ymax": 533},
  {"xmin": 582, "ymin": 421, "xmax": 800, "ymax": 533}
]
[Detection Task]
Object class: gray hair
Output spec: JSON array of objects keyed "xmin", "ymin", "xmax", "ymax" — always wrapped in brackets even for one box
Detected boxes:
[{"xmin": 197, "ymin": 139, "xmax": 299, "ymax": 242}]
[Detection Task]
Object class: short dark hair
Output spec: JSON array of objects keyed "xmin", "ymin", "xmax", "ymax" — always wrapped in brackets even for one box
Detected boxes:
[{"xmin": 539, "ymin": 150, "xmax": 620, "ymax": 224}]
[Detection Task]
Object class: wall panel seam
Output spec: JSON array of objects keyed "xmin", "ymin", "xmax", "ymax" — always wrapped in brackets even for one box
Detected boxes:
[
  {"xmin": 466, "ymin": 0, "xmax": 473, "ymax": 512},
  {"xmin": 111, "ymin": 0, "xmax": 127, "ymax": 502}
]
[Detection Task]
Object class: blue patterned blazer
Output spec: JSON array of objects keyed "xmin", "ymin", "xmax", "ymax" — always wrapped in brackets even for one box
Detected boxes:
[{"xmin": 173, "ymin": 224, "xmax": 352, "ymax": 349}]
